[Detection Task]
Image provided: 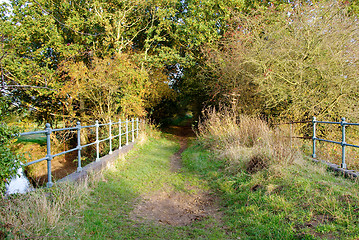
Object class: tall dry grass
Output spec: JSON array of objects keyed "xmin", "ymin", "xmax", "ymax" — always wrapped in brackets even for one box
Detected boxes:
[
  {"xmin": 0, "ymin": 175, "xmax": 98, "ymax": 239},
  {"xmin": 135, "ymin": 119, "xmax": 161, "ymax": 146},
  {"xmin": 197, "ymin": 107, "xmax": 301, "ymax": 175}
]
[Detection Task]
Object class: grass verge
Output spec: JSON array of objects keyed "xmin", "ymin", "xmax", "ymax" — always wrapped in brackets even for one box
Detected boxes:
[
  {"xmin": 0, "ymin": 180, "xmax": 93, "ymax": 238},
  {"xmin": 71, "ymin": 134, "xmax": 228, "ymax": 239},
  {"xmin": 189, "ymin": 107, "xmax": 359, "ymax": 239},
  {"xmin": 1, "ymin": 127, "xmax": 228, "ymax": 239}
]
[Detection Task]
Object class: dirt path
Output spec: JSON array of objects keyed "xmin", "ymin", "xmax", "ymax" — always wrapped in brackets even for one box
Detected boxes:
[
  {"xmin": 130, "ymin": 126, "xmax": 221, "ymax": 226},
  {"xmin": 170, "ymin": 126, "xmax": 192, "ymax": 172}
]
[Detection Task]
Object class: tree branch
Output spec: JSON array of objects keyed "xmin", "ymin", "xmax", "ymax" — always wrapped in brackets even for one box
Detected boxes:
[{"xmin": 1, "ymin": 85, "xmax": 57, "ymax": 91}]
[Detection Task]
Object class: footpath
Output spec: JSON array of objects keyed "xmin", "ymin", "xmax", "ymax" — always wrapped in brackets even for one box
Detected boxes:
[{"xmin": 70, "ymin": 125, "xmax": 228, "ymax": 239}]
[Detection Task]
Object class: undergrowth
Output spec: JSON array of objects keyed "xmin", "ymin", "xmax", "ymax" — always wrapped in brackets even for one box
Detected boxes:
[
  {"xmin": 183, "ymin": 143, "xmax": 359, "ymax": 239},
  {"xmin": 197, "ymin": 107, "xmax": 301, "ymax": 176},
  {"xmin": 184, "ymin": 107, "xmax": 359, "ymax": 239},
  {"xmin": 0, "ymin": 178, "xmax": 94, "ymax": 238}
]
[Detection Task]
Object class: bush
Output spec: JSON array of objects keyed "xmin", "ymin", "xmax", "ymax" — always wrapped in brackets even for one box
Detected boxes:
[
  {"xmin": 202, "ymin": 1, "xmax": 359, "ymax": 123},
  {"xmin": 0, "ymin": 123, "xmax": 21, "ymax": 193}
]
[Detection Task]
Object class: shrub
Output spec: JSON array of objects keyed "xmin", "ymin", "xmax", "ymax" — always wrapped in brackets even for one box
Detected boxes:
[
  {"xmin": 202, "ymin": 1, "xmax": 359, "ymax": 123},
  {"xmin": 0, "ymin": 123, "xmax": 21, "ymax": 193}
]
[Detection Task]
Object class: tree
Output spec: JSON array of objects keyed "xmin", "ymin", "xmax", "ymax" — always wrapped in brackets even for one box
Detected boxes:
[
  {"xmin": 0, "ymin": 0, "xmax": 180, "ymax": 123},
  {"xmin": 60, "ymin": 54, "xmax": 175, "ymax": 122},
  {"xmin": 201, "ymin": 1, "xmax": 359, "ymax": 122}
]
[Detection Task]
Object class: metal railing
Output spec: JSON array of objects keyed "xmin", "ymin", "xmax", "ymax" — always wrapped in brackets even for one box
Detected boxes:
[
  {"xmin": 274, "ymin": 117, "xmax": 358, "ymax": 170},
  {"xmin": 273, "ymin": 120, "xmax": 312, "ymax": 149},
  {"xmin": 312, "ymin": 116, "xmax": 359, "ymax": 169},
  {"xmin": 20, "ymin": 118, "xmax": 141, "ymax": 187}
]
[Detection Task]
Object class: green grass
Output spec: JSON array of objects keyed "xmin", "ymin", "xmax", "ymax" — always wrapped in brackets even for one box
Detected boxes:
[
  {"xmin": 60, "ymin": 135, "xmax": 228, "ymax": 239},
  {"xmin": 16, "ymin": 134, "xmax": 47, "ymax": 146},
  {"xmin": 4, "ymin": 128, "xmax": 359, "ymax": 239},
  {"xmin": 182, "ymin": 143, "xmax": 359, "ymax": 240}
]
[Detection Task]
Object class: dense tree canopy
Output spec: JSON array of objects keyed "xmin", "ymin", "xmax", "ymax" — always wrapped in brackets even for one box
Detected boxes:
[
  {"xmin": 200, "ymin": 1, "xmax": 359, "ymax": 122},
  {"xmin": 0, "ymin": 0, "xmax": 358, "ymax": 125}
]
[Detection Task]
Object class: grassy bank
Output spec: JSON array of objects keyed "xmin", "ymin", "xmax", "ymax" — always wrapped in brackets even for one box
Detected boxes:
[
  {"xmin": 1, "ymin": 127, "xmax": 228, "ymax": 239},
  {"xmin": 182, "ymin": 144, "xmax": 359, "ymax": 239},
  {"xmin": 185, "ymin": 107, "xmax": 359, "ymax": 239}
]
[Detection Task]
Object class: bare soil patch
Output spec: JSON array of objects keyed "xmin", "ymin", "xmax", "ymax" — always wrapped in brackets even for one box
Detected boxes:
[
  {"xmin": 131, "ymin": 186, "xmax": 220, "ymax": 226},
  {"xmin": 130, "ymin": 125, "xmax": 221, "ymax": 226}
]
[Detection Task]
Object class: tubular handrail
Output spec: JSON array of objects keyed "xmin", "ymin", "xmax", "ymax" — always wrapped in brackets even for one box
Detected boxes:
[
  {"xmin": 314, "ymin": 120, "xmax": 341, "ymax": 125},
  {"xmin": 273, "ymin": 120, "xmax": 311, "ymax": 125},
  {"xmin": 20, "ymin": 130, "xmax": 47, "ymax": 136},
  {"xmin": 274, "ymin": 117, "xmax": 359, "ymax": 170},
  {"xmin": 52, "ymin": 127, "xmax": 78, "ymax": 132},
  {"xmin": 19, "ymin": 118, "xmax": 141, "ymax": 187},
  {"xmin": 52, "ymin": 147, "xmax": 79, "ymax": 158},
  {"xmin": 81, "ymin": 124, "xmax": 96, "ymax": 129},
  {"xmin": 23, "ymin": 157, "xmax": 48, "ymax": 167},
  {"xmin": 312, "ymin": 116, "xmax": 359, "ymax": 169},
  {"xmin": 314, "ymin": 138, "xmax": 341, "ymax": 145}
]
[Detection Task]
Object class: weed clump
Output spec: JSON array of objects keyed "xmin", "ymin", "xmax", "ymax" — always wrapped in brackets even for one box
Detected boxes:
[{"xmin": 197, "ymin": 107, "xmax": 299, "ymax": 175}]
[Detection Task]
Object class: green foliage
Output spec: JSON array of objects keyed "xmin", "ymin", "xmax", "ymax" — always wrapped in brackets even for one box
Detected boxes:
[
  {"xmin": 0, "ymin": 0, "xmax": 181, "ymax": 123},
  {"xmin": 200, "ymin": 1, "xmax": 359, "ymax": 122},
  {"xmin": 60, "ymin": 54, "xmax": 175, "ymax": 121},
  {"xmin": 2, "ymin": 0, "xmax": 358, "ymax": 125},
  {"xmin": 0, "ymin": 102, "xmax": 21, "ymax": 193},
  {"xmin": 0, "ymin": 96, "xmax": 10, "ymax": 119},
  {"xmin": 0, "ymin": 128, "xmax": 20, "ymax": 193},
  {"xmin": 0, "ymin": 0, "xmax": 263, "ymax": 124},
  {"xmin": 182, "ymin": 143, "xmax": 359, "ymax": 239}
]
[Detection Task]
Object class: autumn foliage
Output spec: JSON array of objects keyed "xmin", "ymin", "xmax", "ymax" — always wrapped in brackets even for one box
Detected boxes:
[{"xmin": 201, "ymin": 1, "xmax": 359, "ymax": 123}]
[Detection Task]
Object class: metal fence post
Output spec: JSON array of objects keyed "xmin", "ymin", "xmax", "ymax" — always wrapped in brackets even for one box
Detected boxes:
[
  {"xmin": 132, "ymin": 118, "xmax": 134, "ymax": 142},
  {"xmin": 136, "ymin": 118, "xmax": 139, "ymax": 139},
  {"xmin": 312, "ymin": 116, "xmax": 316, "ymax": 158},
  {"xmin": 290, "ymin": 122, "xmax": 292, "ymax": 149},
  {"xmin": 126, "ymin": 119, "xmax": 129, "ymax": 145},
  {"xmin": 45, "ymin": 123, "xmax": 53, "ymax": 188},
  {"xmin": 77, "ymin": 122, "xmax": 82, "ymax": 172},
  {"xmin": 95, "ymin": 120, "xmax": 100, "ymax": 162},
  {"xmin": 341, "ymin": 117, "xmax": 347, "ymax": 169},
  {"xmin": 119, "ymin": 119, "xmax": 122, "ymax": 149},
  {"xmin": 109, "ymin": 119, "xmax": 113, "ymax": 154}
]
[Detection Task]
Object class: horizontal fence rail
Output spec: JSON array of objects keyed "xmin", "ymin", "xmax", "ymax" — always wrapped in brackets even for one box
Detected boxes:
[
  {"xmin": 273, "ymin": 120, "xmax": 312, "ymax": 149},
  {"xmin": 274, "ymin": 118, "xmax": 358, "ymax": 171},
  {"xmin": 312, "ymin": 117, "xmax": 359, "ymax": 169},
  {"xmin": 19, "ymin": 118, "xmax": 141, "ymax": 187},
  {"xmin": 273, "ymin": 117, "xmax": 359, "ymax": 169}
]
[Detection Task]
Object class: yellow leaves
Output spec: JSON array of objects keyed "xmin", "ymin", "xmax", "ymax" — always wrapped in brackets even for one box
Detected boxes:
[
  {"xmin": 58, "ymin": 53, "xmax": 172, "ymax": 120},
  {"xmin": 144, "ymin": 68, "xmax": 176, "ymax": 107}
]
